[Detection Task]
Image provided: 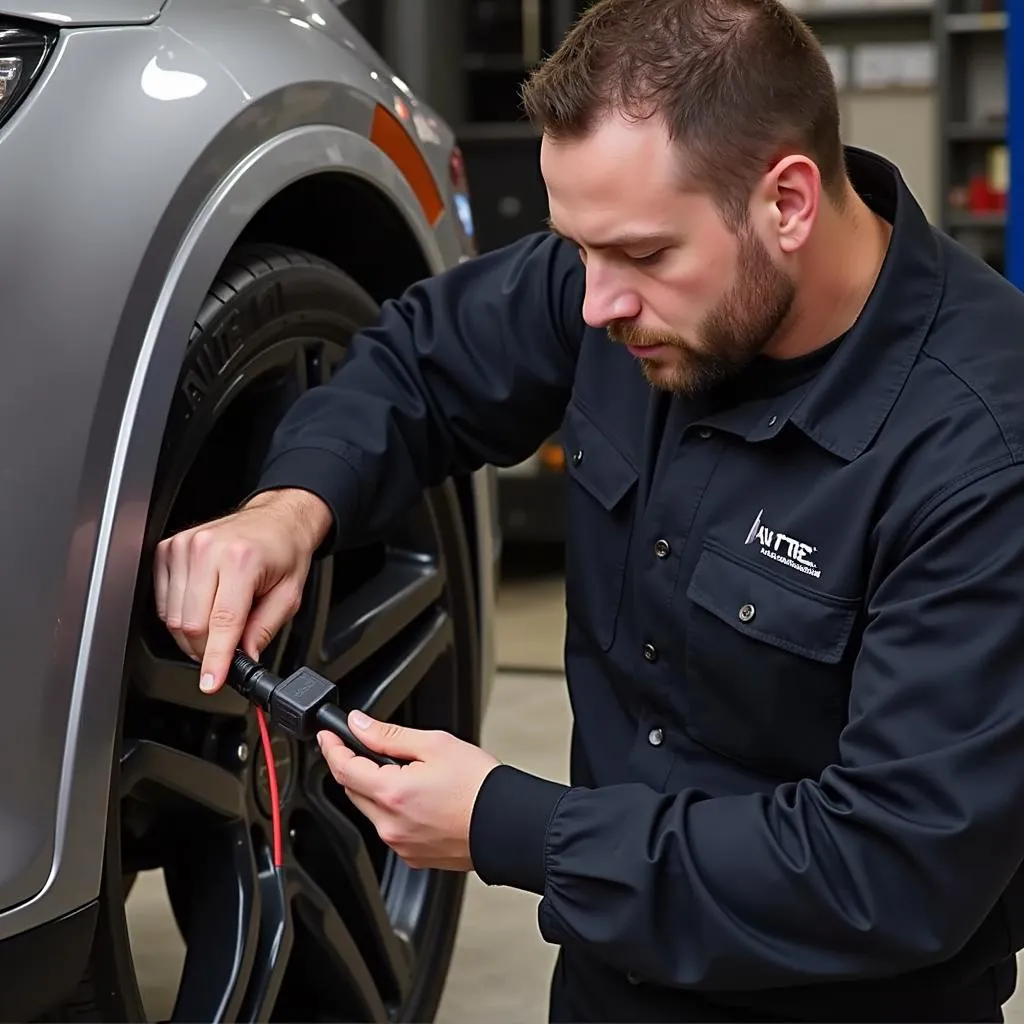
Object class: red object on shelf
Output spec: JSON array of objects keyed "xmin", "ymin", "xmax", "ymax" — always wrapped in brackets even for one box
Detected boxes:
[{"xmin": 968, "ymin": 175, "xmax": 997, "ymax": 212}]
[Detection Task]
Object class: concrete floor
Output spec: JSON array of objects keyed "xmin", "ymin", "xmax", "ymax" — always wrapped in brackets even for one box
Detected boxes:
[{"xmin": 123, "ymin": 559, "xmax": 1024, "ymax": 1022}]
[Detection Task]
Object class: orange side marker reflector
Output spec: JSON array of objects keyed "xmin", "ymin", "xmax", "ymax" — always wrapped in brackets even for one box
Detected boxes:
[
  {"xmin": 539, "ymin": 442, "xmax": 566, "ymax": 472},
  {"xmin": 370, "ymin": 103, "xmax": 445, "ymax": 227}
]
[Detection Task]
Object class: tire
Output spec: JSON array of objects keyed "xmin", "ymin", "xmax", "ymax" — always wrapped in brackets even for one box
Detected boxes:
[{"xmin": 43, "ymin": 244, "xmax": 481, "ymax": 1022}]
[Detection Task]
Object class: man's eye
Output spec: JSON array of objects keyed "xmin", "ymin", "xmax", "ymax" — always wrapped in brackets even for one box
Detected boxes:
[{"xmin": 632, "ymin": 250, "xmax": 665, "ymax": 266}]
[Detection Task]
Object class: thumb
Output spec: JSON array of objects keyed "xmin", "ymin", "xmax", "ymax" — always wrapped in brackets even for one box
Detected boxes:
[{"xmin": 349, "ymin": 711, "xmax": 429, "ymax": 760}]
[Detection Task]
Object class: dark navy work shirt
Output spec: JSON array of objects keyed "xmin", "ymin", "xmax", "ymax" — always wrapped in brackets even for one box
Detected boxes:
[{"xmin": 255, "ymin": 147, "xmax": 1024, "ymax": 1021}]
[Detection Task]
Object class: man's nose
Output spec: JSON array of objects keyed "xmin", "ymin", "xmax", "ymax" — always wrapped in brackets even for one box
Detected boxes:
[
  {"xmin": 585, "ymin": 280, "xmax": 638, "ymax": 327},
  {"xmin": 582, "ymin": 266, "xmax": 641, "ymax": 328}
]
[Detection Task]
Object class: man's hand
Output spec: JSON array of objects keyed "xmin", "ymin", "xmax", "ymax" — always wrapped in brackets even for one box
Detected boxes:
[
  {"xmin": 154, "ymin": 488, "xmax": 333, "ymax": 693},
  {"xmin": 319, "ymin": 711, "xmax": 500, "ymax": 872}
]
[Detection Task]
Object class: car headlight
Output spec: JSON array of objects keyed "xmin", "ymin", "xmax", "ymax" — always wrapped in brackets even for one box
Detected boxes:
[{"xmin": 0, "ymin": 21, "xmax": 57, "ymax": 130}]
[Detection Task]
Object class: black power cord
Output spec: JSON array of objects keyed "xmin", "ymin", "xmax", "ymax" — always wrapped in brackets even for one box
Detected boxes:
[{"xmin": 227, "ymin": 650, "xmax": 408, "ymax": 768}]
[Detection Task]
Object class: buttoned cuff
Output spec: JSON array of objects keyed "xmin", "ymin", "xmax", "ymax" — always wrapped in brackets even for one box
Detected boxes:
[
  {"xmin": 469, "ymin": 764, "xmax": 569, "ymax": 894},
  {"xmin": 247, "ymin": 446, "xmax": 363, "ymax": 556}
]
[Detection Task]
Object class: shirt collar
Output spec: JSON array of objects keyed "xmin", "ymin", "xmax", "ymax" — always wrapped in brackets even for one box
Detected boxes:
[{"xmin": 696, "ymin": 146, "xmax": 945, "ymax": 461}]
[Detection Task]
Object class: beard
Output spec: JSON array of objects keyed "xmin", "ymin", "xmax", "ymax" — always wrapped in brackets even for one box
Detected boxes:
[{"xmin": 608, "ymin": 226, "xmax": 796, "ymax": 395}]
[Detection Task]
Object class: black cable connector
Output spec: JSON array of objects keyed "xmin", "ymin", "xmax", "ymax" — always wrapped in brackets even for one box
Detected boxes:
[{"xmin": 228, "ymin": 650, "xmax": 407, "ymax": 767}]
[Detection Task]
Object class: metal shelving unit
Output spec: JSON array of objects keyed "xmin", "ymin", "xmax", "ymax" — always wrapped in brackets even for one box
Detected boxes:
[
  {"xmin": 453, "ymin": 1, "xmax": 583, "ymax": 254},
  {"xmin": 459, "ymin": 0, "xmax": 576, "ymax": 122},
  {"xmin": 784, "ymin": 1, "xmax": 936, "ymax": 72},
  {"xmin": 935, "ymin": 0, "xmax": 1008, "ymax": 274}
]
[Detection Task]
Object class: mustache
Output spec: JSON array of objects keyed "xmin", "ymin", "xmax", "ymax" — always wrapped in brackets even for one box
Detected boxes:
[{"xmin": 608, "ymin": 321, "xmax": 679, "ymax": 348}]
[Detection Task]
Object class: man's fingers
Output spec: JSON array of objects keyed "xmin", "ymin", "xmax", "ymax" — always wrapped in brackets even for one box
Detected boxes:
[
  {"xmin": 240, "ymin": 579, "xmax": 304, "ymax": 661},
  {"xmin": 179, "ymin": 544, "xmax": 221, "ymax": 663},
  {"xmin": 318, "ymin": 731, "xmax": 392, "ymax": 794},
  {"xmin": 200, "ymin": 570, "xmax": 255, "ymax": 692},
  {"xmin": 164, "ymin": 534, "xmax": 194, "ymax": 656},
  {"xmin": 318, "ymin": 731, "xmax": 355, "ymax": 771},
  {"xmin": 349, "ymin": 711, "xmax": 438, "ymax": 761},
  {"xmin": 344, "ymin": 788, "xmax": 390, "ymax": 830},
  {"xmin": 153, "ymin": 541, "xmax": 170, "ymax": 622}
]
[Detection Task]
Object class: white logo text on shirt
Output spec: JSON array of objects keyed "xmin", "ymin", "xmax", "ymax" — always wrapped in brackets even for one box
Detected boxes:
[{"xmin": 744, "ymin": 508, "xmax": 821, "ymax": 579}]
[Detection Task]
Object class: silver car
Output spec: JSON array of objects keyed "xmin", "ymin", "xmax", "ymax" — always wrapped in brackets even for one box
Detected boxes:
[{"xmin": 0, "ymin": 0, "xmax": 499, "ymax": 1019}]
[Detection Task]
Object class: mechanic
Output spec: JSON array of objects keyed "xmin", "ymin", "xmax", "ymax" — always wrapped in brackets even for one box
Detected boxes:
[{"xmin": 154, "ymin": 0, "xmax": 1024, "ymax": 1020}]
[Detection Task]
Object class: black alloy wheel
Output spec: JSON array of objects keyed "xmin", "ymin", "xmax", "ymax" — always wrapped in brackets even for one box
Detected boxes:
[{"xmin": 50, "ymin": 245, "xmax": 481, "ymax": 1022}]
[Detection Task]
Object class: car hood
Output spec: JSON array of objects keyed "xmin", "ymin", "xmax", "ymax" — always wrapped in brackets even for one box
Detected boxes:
[{"xmin": 0, "ymin": 0, "xmax": 167, "ymax": 26}]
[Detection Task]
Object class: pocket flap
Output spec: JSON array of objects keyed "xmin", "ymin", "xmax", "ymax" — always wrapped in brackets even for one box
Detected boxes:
[
  {"xmin": 686, "ymin": 542, "xmax": 858, "ymax": 664},
  {"xmin": 561, "ymin": 401, "xmax": 638, "ymax": 510}
]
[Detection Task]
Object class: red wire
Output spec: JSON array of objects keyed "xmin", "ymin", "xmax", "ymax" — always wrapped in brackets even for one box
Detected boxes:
[{"xmin": 255, "ymin": 706, "xmax": 283, "ymax": 868}]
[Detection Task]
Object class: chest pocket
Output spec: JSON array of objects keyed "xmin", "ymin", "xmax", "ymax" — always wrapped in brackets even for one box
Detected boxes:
[
  {"xmin": 561, "ymin": 400, "xmax": 639, "ymax": 651},
  {"xmin": 683, "ymin": 540, "xmax": 860, "ymax": 779}
]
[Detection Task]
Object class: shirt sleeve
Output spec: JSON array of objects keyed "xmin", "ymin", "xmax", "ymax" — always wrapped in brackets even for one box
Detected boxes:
[
  {"xmin": 251, "ymin": 231, "xmax": 584, "ymax": 549},
  {"xmin": 470, "ymin": 460, "xmax": 1024, "ymax": 990}
]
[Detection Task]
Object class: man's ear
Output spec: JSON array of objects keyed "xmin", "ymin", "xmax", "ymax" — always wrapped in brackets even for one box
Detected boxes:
[{"xmin": 756, "ymin": 154, "xmax": 820, "ymax": 254}]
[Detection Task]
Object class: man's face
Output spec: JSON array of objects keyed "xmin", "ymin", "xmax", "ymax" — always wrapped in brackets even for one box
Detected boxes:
[{"xmin": 541, "ymin": 113, "xmax": 797, "ymax": 394}]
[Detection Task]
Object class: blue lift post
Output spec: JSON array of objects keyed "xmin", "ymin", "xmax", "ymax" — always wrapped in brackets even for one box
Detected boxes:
[{"xmin": 1008, "ymin": 2, "xmax": 1022, "ymax": 287}]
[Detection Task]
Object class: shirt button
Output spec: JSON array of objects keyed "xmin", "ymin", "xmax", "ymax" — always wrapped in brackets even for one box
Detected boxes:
[
  {"xmin": 648, "ymin": 727, "xmax": 664, "ymax": 746},
  {"xmin": 767, "ymin": 415, "xmax": 777, "ymax": 427},
  {"xmin": 739, "ymin": 603, "xmax": 756, "ymax": 622},
  {"xmin": 643, "ymin": 642, "xmax": 658, "ymax": 663},
  {"xmin": 698, "ymin": 427, "xmax": 711, "ymax": 439},
  {"xmin": 626, "ymin": 970, "xmax": 641, "ymax": 985},
  {"xmin": 571, "ymin": 448, "xmax": 583, "ymax": 467},
  {"xmin": 654, "ymin": 538, "xmax": 670, "ymax": 558}
]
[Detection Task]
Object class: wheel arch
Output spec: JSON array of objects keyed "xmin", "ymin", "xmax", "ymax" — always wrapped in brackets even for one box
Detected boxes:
[
  {"xmin": 235, "ymin": 171, "xmax": 435, "ymax": 307},
  {"xmin": 0, "ymin": 124, "xmax": 461, "ymax": 945}
]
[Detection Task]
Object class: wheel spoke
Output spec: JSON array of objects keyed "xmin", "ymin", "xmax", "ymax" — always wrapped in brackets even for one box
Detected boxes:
[
  {"xmin": 130, "ymin": 635, "xmax": 250, "ymax": 716},
  {"xmin": 170, "ymin": 823, "xmax": 262, "ymax": 1022},
  {"xmin": 315, "ymin": 550, "xmax": 446, "ymax": 683},
  {"xmin": 302, "ymin": 771, "xmax": 415, "ymax": 1002},
  {"xmin": 346, "ymin": 608, "xmax": 454, "ymax": 723},
  {"xmin": 293, "ymin": 345, "xmax": 310, "ymax": 393},
  {"xmin": 236, "ymin": 852, "xmax": 294, "ymax": 1022},
  {"xmin": 120, "ymin": 740, "xmax": 246, "ymax": 819},
  {"xmin": 289, "ymin": 863, "xmax": 390, "ymax": 1022}
]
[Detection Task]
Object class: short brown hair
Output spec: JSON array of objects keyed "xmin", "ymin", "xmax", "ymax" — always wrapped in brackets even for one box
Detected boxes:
[{"xmin": 521, "ymin": 0, "xmax": 846, "ymax": 228}]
